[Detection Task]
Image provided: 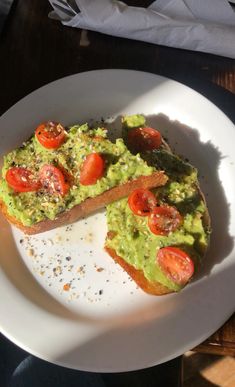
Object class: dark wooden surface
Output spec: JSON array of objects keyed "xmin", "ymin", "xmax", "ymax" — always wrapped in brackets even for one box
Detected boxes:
[{"xmin": 0, "ymin": 0, "xmax": 235, "ymax": 366}]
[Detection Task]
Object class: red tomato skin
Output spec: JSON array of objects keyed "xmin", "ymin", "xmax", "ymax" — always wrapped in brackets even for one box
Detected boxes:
[
  {"xmin": 80, "ymin": 153, "xmax": 105, "ymax": 186},
  {"xmin": 157, "ymin": 246, "xmax": 194, "ymax": 286},
  {"xmin": 40, "ymin": 165, "xmax": 69, "ymax": 196},
  {"xmin": 127, "ymin": 127, "xmax": 162, "ymax": 153},
  {"xmin": 35, "ymin": 121, "xmax": 65, "ymax": 149},
  {"xmin": 5, "ymin": 167, "xmax": 40, "ymax": 193},
  {"xmin": 148, "ymin": 206, "xmax": 182, "ymax": 236},
  {"xmin": 128, "ymin": 189, "xmax": 157, "ymax": 216}
]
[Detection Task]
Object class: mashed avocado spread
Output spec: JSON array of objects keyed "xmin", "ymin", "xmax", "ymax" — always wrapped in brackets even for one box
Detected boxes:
[
  {"xmin": 0, "ymin": 123, "xmax": 154, "ymax": 226},
  {"xmin": 105, "ymin": 115, "xmax": 210, "ymax": 291}
]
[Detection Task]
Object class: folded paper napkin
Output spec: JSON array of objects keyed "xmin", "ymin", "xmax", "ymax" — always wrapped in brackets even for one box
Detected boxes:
[{"xmin": 48, "ymin": 0, "xmax": 235, "ymax": 59}]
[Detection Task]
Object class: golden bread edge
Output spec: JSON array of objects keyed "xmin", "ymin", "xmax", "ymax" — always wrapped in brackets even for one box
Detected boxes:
[
  {"xmin": 105, "ymin": 246, "xmax": 172, "ymax": 295},
  {"xmin": 0, "ymin": 171, "xmax": 168, "ymax": 234},
  {"xmin": 104, "ymin": 141, "xmax": 211, "ymax": 295}
]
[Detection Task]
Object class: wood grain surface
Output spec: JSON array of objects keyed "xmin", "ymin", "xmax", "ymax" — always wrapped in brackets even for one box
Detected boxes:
[{"xmin": 0, "ymin": 0, "xmax": 235, "ymax": 360}]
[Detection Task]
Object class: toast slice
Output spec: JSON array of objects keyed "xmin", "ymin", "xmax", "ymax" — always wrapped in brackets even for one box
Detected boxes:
[
  {"xmin": 105, "ymin": 116, "xmax": 211, "ymax": 295},
  {"xmin": 0, "ymin": 122, "xmax": 168, "ymax": 234}
]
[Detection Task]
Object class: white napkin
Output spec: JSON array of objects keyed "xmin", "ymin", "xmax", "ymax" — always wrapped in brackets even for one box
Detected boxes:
[{"xmin": 49, "ymin": 0, "xmax": 235, "ymax": 59}]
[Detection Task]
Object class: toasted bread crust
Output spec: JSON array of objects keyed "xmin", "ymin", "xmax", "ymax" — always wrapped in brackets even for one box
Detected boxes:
[
  {"xmin": 0, "ymin": 127, "xmax": 210, "ymax": 296},
  {"xmin": 105, "ymin": 189, "xmax": 210, "ymax": 295},
  {"xmin": 104, "ymin": 140, "xmax": 211, "ymax": 295},
  {"xmin": 105, "ymin": 246, "xmax": 172, "ymax": 295},
  {"xmin": 0, "ymin": 171, "xmax": 168, "ymax": 234}
]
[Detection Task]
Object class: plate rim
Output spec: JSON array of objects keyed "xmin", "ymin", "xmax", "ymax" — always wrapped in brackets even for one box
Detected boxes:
[{"xmin": 0, "ymin": 69, "xmax": 235, "ymax": 372}]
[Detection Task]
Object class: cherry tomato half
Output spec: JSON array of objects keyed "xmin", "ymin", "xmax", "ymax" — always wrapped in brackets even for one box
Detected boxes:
[
  {"xmin": 127, "ymin": 127, "xmax": 162, "ymax": 153},
  {"xmin": 35, "ymin": 121, "xmax": 65, "ymax": 149},
  {"xmin": 128, "ymin": 189, "xmax": 157, "ymax": 216},
  {"xmin": 80, "ymin": 153, "xmax": 105, "ymax": 186},
  {"xmin": 40, "ymin": 165, "xmax": 69, "ymax": 196},
  {"xmin": 157, "ymin": 246, "xmax": 194, "ymax": 285},
  {"xmin": 148, "ymin": 206, "xmax": 182, "ymax": 236},
  {"xmin": 6, "ymin": 167, "xmax": 41, "ymax": 193}
]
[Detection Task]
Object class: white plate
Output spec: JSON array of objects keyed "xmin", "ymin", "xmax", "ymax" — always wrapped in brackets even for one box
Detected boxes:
[{"xmin": 0, "ymin": 70, "xmax": 235, "ymax": 372}]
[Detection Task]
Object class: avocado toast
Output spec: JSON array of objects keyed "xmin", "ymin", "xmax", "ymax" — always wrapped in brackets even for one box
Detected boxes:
[
  {"xmin": 0, "ymin": 121, "xmax": 167, "ymax": 234},
  {"xmin": 105, "ymin": 115, "xmax": 210, "ymax": 294}
]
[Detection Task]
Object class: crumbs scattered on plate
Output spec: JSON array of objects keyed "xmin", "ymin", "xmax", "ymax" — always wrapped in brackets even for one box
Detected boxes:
[{"xmin": 17, "ymin": 221, "xmax": 137, "ymax": 306}]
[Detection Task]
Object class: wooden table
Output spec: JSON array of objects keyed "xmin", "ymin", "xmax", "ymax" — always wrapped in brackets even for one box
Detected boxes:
[{"xmin": 0, "ymin": 0, "xmax": 235, "ymax": 377}]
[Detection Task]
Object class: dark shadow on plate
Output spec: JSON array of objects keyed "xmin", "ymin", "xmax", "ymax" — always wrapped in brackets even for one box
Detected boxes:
[
  {"xmin": 0, "ymin": 112, "xmax": 234, "ymax": 327},
  {"xmin": 171, "ymin": 76, "xmax": 235, "ymax": 125},
  {"xmin": 105, "ymin": 113, "xmax": 234, "ymax": 280}
]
